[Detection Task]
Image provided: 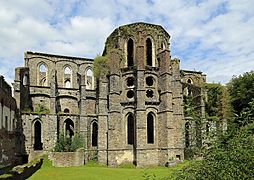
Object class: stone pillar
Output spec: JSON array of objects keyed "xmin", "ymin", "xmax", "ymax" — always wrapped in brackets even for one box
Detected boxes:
[
  {"xmin": 135, "ymin": 46, "xmax": 147, "ymax": 166},
  {"xmin": 107, "ymin": 51, "xmax": 122, "ymax": 165},
  {"xmin": 50, "ymin": 70, "xmax": 57, "ymax": 114},
  {"xmin": 79, "ymin": 74, "xmax": 88, "ymax": 153},
  {"xmin": 13, "ymin": 67, "xmax": 30, "ymax": 111},
  {"xmin": 13, "ymin": 68, "xmax": 21, "ymax": 110},
  {"xmin": 44, "ymin": 115, "xmax": 58, "ymax": 150},
  {"xmin": 170, "ymin": 57, "xmax": 184, "ymax": 160},
  {"xmin": 158, "ymin": 50, "xmax": 174, "ymax": 165},
  {"xmin": 97, "ymin": 76, "xmax": 108, "ymax": 165}
]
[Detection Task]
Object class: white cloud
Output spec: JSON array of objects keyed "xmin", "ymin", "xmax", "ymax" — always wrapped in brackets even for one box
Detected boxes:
[{"xmin": 0, "ymin": 0, "xmax": 253, "ymax": 85}]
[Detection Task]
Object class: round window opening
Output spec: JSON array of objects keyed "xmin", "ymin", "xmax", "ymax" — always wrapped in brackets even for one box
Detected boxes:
[
  {"xmin": 127, "ymin": 90, "xmax": 135, "ymax": 99},
  {"xmin": 126, "ymin": 77, "xmax": 135, "ymax": 87},
  {"xmin": 146, "ymin": 90, "xmax": 154, "ymax": 98},
  {"xmin": 146, "ymin": 76, "xmax": 154, "ymax": 86}
]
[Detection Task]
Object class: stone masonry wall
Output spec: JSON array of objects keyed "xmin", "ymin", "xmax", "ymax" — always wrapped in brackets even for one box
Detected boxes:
[{"xmin": 48, "ymin": 149, "xmax": 84, "ymax": 167}]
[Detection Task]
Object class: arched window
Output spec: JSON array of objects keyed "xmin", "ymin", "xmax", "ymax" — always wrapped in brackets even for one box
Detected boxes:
[
  {"xmin": 161, "ymin": 42, "xmax": 165, "ymax": 50},
  {"xmin": 64, "ymin": 108, "xmax": 69, "ymax": 113},
  {"xmin": 65, "ymin": 80, "xmax": 71, "ymax": 88},
  {"xmin": 187, "ymin": 79, "xmax": 192, "ymax": 84},
  {"xmin": 34, "ymin": 120, "xmax": 42, "ymax": 150},
  {"xmin": 64, "ymin": 66, "xmax": 72, "ymax": 88},
  {"xmin": 13, "ymin": 118, "xmax": 15, "ymax": 130},
  {"xmin": 127, "ymin": 113, "xmax": 134, "ymax": 145},
  {"xmin": 38, "ymin": 63, "xmax": 47, "ymax": 86},
  {"xmin": 146, "ymin": 38, "xmax": 153, "ymax": 66},
  {"xmin": 147, "ymin": 112, "xmax": 154, "ymax": 144},
  {"xmin": 185, "ymin": 122, "xmax": 190, "ymax": 148},
  {"xmin": 127, "ymin": 39, "xmax": 134, "ymax": 67},
  {"xmin": 64, "ymin": 67, "xmax": 71, "ymax": 75},
  {"xmin": 23, "ymin": 74, "xmax": 28, "ymax": 86},
  {"xmin": 0, "ymin": 100, "xmax": 3, "ymax": 129},
  {"xmin": 64, "ymin": 119, "xmax": 74, "ymax": 138},
  {"xmin": 92, "ymin": 121, "xmax": 98, "ymax": 146},
  {"xmin": 5, "ymin": 116, "xmax": 8, "ymax": 130},
  {"xmin": 86, "ymin": 69, "xmax": 93, "ymax": 90},
  {"xmin": 39, "ymin": 64, "xmax": 46, "ymax": 72}
]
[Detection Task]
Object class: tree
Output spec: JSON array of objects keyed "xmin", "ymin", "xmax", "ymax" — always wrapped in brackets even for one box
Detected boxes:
[
  {"xmin": 203, "ymin": 83, "xmax": 231, "ymax": 138},
  {"xmin": 93, "ymin": 55, "xmax": 109, "ymax": 78},
  {"xmin": 172, "ymin": 73, "xmax": 254, "ymax": 179},
  {"xmin": 183, "ymin": 95, "xmax": 203, "ymax": 158},
  {"xmin": 227, "ymin": 71, "xmax": 254, "ymax": 115},
  {"xmin": 173, "ymin": 122, "xmax": 254, "ymax": 180}
]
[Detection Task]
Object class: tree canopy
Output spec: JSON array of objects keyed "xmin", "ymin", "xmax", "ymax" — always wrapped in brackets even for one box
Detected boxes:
[
  {"xmin": 93, "ymin": 55, "xmax": 109, "ymax": 78},
  {"xmin": 227, "ymin": 71, "xmax": 254, "ymax": 115}
]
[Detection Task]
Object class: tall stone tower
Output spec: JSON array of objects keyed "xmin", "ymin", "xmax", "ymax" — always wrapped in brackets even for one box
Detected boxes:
[{"xmin": 99, "ymin": 22, "xmax": 184, "ymax": 166}]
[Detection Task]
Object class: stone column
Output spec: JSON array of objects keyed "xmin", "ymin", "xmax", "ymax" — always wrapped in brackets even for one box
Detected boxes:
[
  {"xmin": 97, "ymin": 76, "xmax": 108, "ymax": 165},
  {"xmin": 79, "ymin": 74, "xmax": 88, "ymax": 155},
  {"xmin": 158, "ymin": 50, "xmax": 174, "ymax": 165},
  {"xmin": 107, "ymin": 51, "xmax": 122, "ymax": 165},
  {"xmin": 50, "ymin": 70, "xmax": 57, "ymax": 114},
  {"xmin": 0, "ymin": 102, "xmax": 2, "ymax": 128},
  {"xmin": 135, "ymin": 46, "xmax": 147, "ymax": 166},
  {"xmin": 170, "ymin": 57, "xmax": 184, "ymax": 160}
]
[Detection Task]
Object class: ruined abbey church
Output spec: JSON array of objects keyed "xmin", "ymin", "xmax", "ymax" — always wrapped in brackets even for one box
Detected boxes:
[{"xmin": 13, "ymin": 22, "xmax": 206, "ymax": 166}]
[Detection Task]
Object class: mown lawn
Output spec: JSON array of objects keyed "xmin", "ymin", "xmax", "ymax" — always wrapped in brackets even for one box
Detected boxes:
[{"xmin": 28, "ymin": 158, "xmax": 188, "ymax": 180}]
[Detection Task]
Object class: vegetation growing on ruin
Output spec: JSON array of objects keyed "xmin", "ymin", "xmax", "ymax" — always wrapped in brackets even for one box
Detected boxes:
[
  {"xmin": 34, "ymin": 104, "xmax": 50, "ymax": 114},
  {"xmin": 93, "ymin": 55, "xmax": 109, "ymax": 78},
  {"xmin": 174, "ymin": 71, "xmax": 254, "ymax": 180},
  {"xmin": 173, "ymin": 122, "xmax": 254, "ymax": 179},
  {"xmin": 203, "ymin": 83, "xmax": 231, "ymax": 122},
  {"xmin": 54, "ymin": 133, "xmax": 84, "ymax": 152},
  {"xmin": 22, "ymin": 104, "xmax": 50, "ymax": 114}
]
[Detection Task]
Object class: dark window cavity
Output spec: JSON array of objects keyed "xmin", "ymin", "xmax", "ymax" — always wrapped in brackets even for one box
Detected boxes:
[
  {"xmin": 146, "ymin": 76, "xmax": 154, "ymax": 86},
  {"xmin": 146, "ymin": 90, "xmax": 154, "ymax": 98},
  {"xmin": 147, "ymin": 113, "xmax": 154, "ymax": 144},
  {"xmin": 65, "ymin": 119, "xmax": 74, "ymax": 138},
  {"xmin": 34, "ymin": 121, "xmax": 43, "ymax": 150},
  {"xmin": 127, "ymin": 113, "xmax": 134, "ymax": 145},
  {"xmin": 126, "ymin": 77, "xmax": 135, "ymax": 87},
  {"xmin": 127, "ymin": 39, "xmax": 134, "ymax": 67},
  {"xmin": 146, "ymin": 38, "xmax": 152, "ymax": 66},
  {"xmin": 185, "ymin": 122, "xmax": 190, "ymax": 148},
  {"xmin": 92, "ymin": 121, "xmax": 98, "ymax": 146},
  {"xmin": 64, "ymin": 108, "xmax": 70, "ymax": 113},
  {"xmin": 127, "ymin": 90, "xmax": 135, "ymax": 99}
]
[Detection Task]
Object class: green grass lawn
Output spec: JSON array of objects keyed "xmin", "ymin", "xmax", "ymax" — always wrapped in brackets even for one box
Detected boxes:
[{"xmin": 28, "ymin": 158, "xmax": 188, "ymax": 180}]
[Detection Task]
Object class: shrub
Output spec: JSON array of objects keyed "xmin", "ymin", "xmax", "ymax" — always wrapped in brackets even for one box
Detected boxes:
[
  {"xmin": 173, "ymin": 123, "xmax": 254, "ymax": 179},
  {"xmin": 93, "ymin": 55, "xmax": 109, "ymax": 78},
  {"xmin": 54, "ymin": 133, "xmax": 84, "ymax": 152},
  {"xmin": 34, "ymin": 104, "xmax": 50, "ymax": 114},
  {"xmin": 70, "ymin": 134, "xmax": 84, "ymax": 152},
  {"xmin": 54, "ymin": 133, "xmax": 66, "ymax": 152}
]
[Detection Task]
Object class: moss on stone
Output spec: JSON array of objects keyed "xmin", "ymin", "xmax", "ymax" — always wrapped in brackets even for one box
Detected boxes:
[{"xmin": 93, "ymin": 55, "xmax": 109, "ymax": 78}]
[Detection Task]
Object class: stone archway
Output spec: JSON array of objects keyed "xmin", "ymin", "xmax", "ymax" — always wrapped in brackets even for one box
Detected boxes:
[
  {"xmin": 147, "ymin": 112, "xmax": 154, "ymax": 144},
  {"xmin": 34, "ymin": 120, "xmax": 43, "ymax": 150},
  {"xmin": 91, "ymin": 121, "xmax": 98, "ymax": 146},
  {"xmin": 127, "ymin": 113, "xmax": 134, "ymax": 145},
  {"xmin": 64, "ymin": 119, "xmax": 74, "ymax": 138}
]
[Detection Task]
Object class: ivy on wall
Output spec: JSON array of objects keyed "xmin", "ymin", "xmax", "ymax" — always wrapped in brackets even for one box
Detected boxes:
[{"xmin": 93, "ymin": 55, "xmax": 109, "ymax": 78}]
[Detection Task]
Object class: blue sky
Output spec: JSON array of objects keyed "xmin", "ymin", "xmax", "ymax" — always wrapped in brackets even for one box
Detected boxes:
[{"xmin": 0, "ymin": 0, "xmax": 254, "ymax": 85}]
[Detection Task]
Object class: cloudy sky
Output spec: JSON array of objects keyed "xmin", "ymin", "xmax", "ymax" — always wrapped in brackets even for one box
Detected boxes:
[{"xmin": 0, "ymin": 0, "xmax": 253, "ymax": 85}]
